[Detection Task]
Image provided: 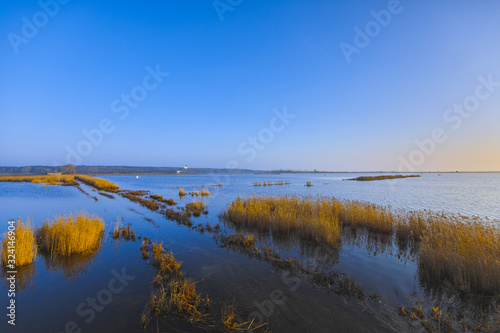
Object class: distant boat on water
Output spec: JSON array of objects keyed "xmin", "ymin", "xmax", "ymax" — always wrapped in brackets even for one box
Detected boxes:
[{"xmin": 136, "ymin": 176, "xmax": 139, "ymax": 179}]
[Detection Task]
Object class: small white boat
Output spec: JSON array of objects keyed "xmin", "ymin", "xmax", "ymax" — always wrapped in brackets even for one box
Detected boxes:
[{"xmin": 136, "ymin": 176, "xmax": 139, "ymax": 179}]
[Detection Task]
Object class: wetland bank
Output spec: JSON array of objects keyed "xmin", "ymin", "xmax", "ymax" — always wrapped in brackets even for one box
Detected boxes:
[{"xmin": 1, "ymin": 172, "xmax": 499, "ymax": 332}]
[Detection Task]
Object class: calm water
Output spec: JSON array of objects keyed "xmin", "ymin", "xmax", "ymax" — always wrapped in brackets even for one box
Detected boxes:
[{"xmin": 0, "ymin": 173, "xmax": 499, "ymax": 333}]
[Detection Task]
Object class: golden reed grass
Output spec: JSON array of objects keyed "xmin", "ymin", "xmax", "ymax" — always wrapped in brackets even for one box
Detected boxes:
[
  {"xmin": 37, "ymin": 213, "xmax": 105, "ymax": 256},
  {"xmin": 0, "ymin": 174, "xmax": 119, "ymax": 191},
  {"xmin": 224, "ymin": 195, "xmax": 500, "ymax": 294},
  {"xmin": 1, "ymin": 219, "xmax": 37, "ymax": 267},
  {"xmin": 419, "ymin": 220, "xmax": 500, "ymax": 294},
  {"xmin": 0, "ymin": 174, "xmax": 78, "ymax": 186},
  {"xmin": 75, "ymin": 175, "xmax": 119, "ymax": 191},
  {"xmin": 179, "ymin": 187, "xmax": 187, "ymax": 197},
  {"xmin": 223, "ymin": 196, "xmax": 342, "ymax": 244}
]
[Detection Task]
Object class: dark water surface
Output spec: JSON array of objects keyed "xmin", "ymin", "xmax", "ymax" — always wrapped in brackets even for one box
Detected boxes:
[{"xmin": 0, "ymin": 173, "xmax": 499, "ymax": 332}]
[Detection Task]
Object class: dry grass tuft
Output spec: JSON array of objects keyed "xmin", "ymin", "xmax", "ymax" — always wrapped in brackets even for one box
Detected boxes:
[
  {"xmin": 1, "ymin": 219, "xmax": 37, "ymax": 267},
  {"xmin": 37, "ymin": 212, "xmax": 104, "ymax": 256},
  {"xmin": 179, "ymin": 187, "xmax": 187, "ymax": 197}
]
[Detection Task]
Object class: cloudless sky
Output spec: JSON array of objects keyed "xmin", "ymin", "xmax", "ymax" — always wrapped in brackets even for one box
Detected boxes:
[{"xmin": 1, "ymin": 0, "xmax": 499, "ymax": 171}]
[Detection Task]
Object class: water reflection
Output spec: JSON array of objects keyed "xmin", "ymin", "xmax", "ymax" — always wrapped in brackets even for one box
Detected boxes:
[
  {"xmin": 1, "ymin": 263, "xmax": 37, "ymax": 291},
  {"xmin": 41, "ymin": 251, "xmax": 99, "ymax": 281}
]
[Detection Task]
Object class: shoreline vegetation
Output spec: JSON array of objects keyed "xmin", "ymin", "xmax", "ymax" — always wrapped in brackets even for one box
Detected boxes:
[
  {"xmin": 345, "ymin": 175, "xmax": 421, "ymax": 181},
  {"xmin": 0, "ymin": 174, "xmax": 119, "ymax": 191},
  {"xmin": 1, "ymin": 212, "xmax": 104, "ymax": 268},
  {"xmin": 222, "ymin": 195, "xmax": 500, "ymax": 295},
  {"xmin": 0, "ymin": 165, "xmax": 498, "ymax": 175}
]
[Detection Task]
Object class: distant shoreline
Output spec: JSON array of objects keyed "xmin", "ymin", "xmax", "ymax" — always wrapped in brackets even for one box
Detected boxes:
[{"xmin": 0, "ymin": 165, "xmax": 499, "ymax": 176}]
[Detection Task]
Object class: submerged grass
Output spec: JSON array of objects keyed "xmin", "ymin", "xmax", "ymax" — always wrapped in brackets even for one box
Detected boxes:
[
  {"xmin": 37, "ymin": 213, "xmax": 105, "ymax": 256},
  {"xmin": 221, "ymin": 303, "xmax": 271, "ymax": 332},
  {"xmin": 1, "ymin": 219, "xmax": 37, "ymax": 267},
  {"xmin": 141, "ymin": 242, "xmax": 210, "ymax": 328}
]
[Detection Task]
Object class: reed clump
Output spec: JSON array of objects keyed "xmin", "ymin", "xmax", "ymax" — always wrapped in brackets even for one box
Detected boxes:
[
  {"xmin": 112, "ymin": 222, "xmax": 136, "ymax": 241},
  {"xmin": 223, "ymin": 196, "xmax": 342, "ymax": 244},
  {"xmin": 37, "ymin": 213, "xmax": 105, "ymax": 256},
  {"xmin": 201, "ymin": 188, "xmax": 210, "ymax": 196},
  {"xmin": 1, "ymin": 219, "xmax": 37, "ymax": 267},
  {"xmin": 75, "ymin": 175, "xmax": 119, "ymax": 191},
  {"xmin": 305, "ymin": 181, "xmax": 313, "ymax": 187},
  {"xmin": 419, "ymin": 220, "xmax": 500, "ymax": 294},
  {"xmin": 185, "ymin": 202, "xmax": 205, "ymax": 217},
  {"xmin": 179, "ymin": 187, "xmax": 187, "ymax": 197},
  {"xmin": 219, "ymin": 233, "xmax": 257, "ymax": 250},
  {"xmin": 149, "ymin": 194, "xmax": 176, "ymax": 206}
]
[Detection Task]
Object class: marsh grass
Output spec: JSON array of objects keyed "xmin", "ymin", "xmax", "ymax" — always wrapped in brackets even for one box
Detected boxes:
[
  {"xmin": 219, "ymin": 233, "xmax": 257, "ymax": 250},
  {"xmin": 185, "ymin": 202, "xmax": 205, "ymax": 217},
  {"xmin": 223, "ymin": 196, "xmax": 342, "ymax": 244},
  {"xmin": 419, "ymin": 220, "xmax": 500, "ymax": 294},
  {"xmin": 121, "ymin": 191, "xmax": 160, "ymax": 211},
  {"xmin": 201, "ymin": 188, "xmax": 210, "ymax": 196},
  {"xmin": 112, "ymin": 222, "xmax": 136, "ymax": 241},
  {"xmin": 253, "ymin": 181, "xmax": 289, "ymax": 186},
  {"xmin": 141, "ymin": 242, "xmax": 210, "ymax": 328},
  {"xmin": 150, "ymin": 195, "xmax": 177, "ymax": 205},
  {"xmin": 0, "ymin": 174, "xmax": 78, "ymax": 186},
  {"xmin": 305, "ymin": 181, "xmax": 313, "ymax": 186},
  {"xmin": 37, "ymin": 213, "xmax": 105, "ymax": 256},
  {"xmin": 1, "ymin": 219, "xmax": 37, "ymax": 267},
  {"xmin": 223, "ymin": 195, "xmax": 500, "ymax": 295},
  {"xmin": 179, "ymin": 187, "xmax": 187, "ymax": 197},
  {"xmin": 347, "ymin": 175, "xmax": 420, "ymax": 181},
  {"xmin": 75, "ymin": 175, "xmax": 119, "ymax": 191}
]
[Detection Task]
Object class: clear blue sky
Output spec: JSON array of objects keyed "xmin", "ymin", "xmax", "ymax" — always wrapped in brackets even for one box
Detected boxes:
[{"xmin": 1, "ymin": 0, "xmax": 499, "ymax": 171}]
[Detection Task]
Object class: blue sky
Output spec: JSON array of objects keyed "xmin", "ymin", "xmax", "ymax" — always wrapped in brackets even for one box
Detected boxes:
[{"xmin": 1, "ymin": 0, "xmax": 499, "ymax": 171}]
